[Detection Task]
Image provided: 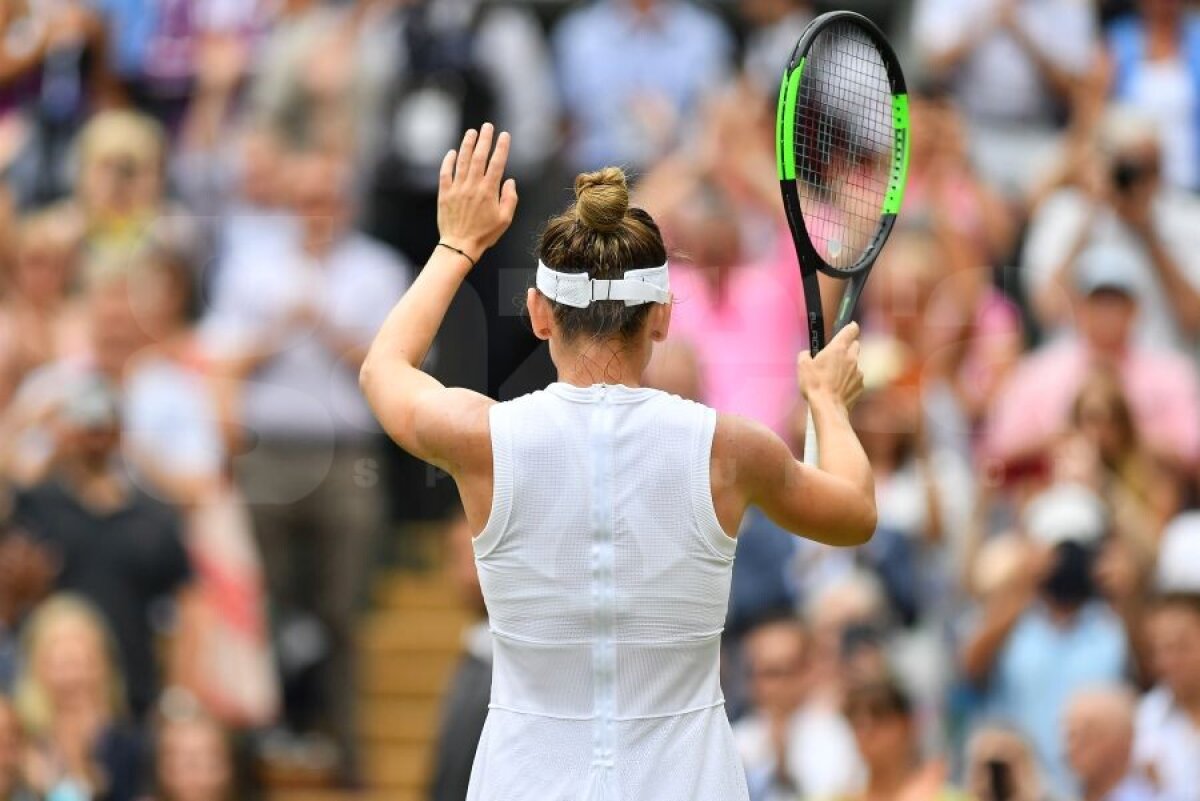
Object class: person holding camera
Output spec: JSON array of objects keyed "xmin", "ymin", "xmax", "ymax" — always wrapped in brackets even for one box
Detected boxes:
[
  {"xmin": 959, "ymin": 483, "xmax": 1131, "ymax": 799},
  {"xmin": 1102, "ymin": 0, "xmax": 1200, "ymax": 194},
  {"xmin": 1023, "ymin": 109, "xmax": 1200, "ymax": 351}
]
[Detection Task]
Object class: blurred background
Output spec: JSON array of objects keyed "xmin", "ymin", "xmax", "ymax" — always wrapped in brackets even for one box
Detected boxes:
[{"xmin": 0, "ymin": 0, "xmax": 1198, "ymax": 800}]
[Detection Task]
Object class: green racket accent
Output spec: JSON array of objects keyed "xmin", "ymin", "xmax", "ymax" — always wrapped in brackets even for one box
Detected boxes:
[
  {"xmin": 777, "ymin": 58, "xmax": 805, "ymax": 180},
  {"xmin": 775, "ymin": 70, "xmax": 788, "ymax": 178},
  {"xmin": 882, "ymin": 93, "xmax": 910, "ymax": 215}
]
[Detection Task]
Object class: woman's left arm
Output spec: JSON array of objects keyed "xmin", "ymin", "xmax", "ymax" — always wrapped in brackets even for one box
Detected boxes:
[{"xmin": 360, "ymin": 125, "xmax": 518, "ymax": 474}]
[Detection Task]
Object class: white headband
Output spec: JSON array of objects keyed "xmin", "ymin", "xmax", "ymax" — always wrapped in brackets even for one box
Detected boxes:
[{"xmin": 535, "ymin": 261, "xmax": 670, "ymax": 308}]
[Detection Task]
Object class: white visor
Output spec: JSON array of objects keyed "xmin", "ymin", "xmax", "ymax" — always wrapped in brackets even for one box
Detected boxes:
[{"xmin": 536, "ymin": 261, "xmax": 670, "ymax": 308}]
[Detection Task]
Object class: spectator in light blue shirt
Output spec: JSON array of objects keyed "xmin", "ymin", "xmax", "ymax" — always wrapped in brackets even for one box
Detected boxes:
[
  {"xmin": 960, "ymin": 484, "xmax": 1131, "ymax": 799},
  {"xmin": 552, "ymin": 0, "xmax": 733, "ymax": 171},
  {"xmin": 988, "ymin": 598, "xmax": 1129, "ymax": 796}
]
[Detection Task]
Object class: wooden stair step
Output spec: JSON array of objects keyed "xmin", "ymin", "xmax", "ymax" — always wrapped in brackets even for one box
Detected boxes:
[
  {"xmin": 359, "ymin": 697, "xmax": 442, "ymax": 744},
  {"xmin": 375, "ymin": 571, "xmax": 463, "ymax": 610},
  {"xmin": 269, "ymin": 791, "xmax": 419, "ymax": 801},
  {"xmin": 359, "ymin": 650, "xmax": 460, "ymax": 697},
  {"xmin": 364, "ymin": 743, "xmax": 432, "ymax": 789},
  {"xmin": 359, "ymin": 608, "xmax": 474, "ymax": 654}
]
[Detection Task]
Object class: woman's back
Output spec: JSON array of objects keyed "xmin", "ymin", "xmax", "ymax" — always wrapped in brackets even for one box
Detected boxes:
[
  {"xmin": 358, "ymin": 133, "xmax": 874, "ymax": 801},
  {"xmin": 469, "ymin": 382, "xmax": 748, "ymax": 801}
]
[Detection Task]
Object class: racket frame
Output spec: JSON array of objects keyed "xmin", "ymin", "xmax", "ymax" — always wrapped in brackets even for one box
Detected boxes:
[{"xmin": 775, "ymin": 10, "xmax": 910, "ymax": 463}]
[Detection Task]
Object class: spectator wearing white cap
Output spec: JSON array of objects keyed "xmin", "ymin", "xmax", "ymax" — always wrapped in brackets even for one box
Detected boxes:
[
  {"xmin": 986, "ymin": 244, "xmax": 1200, "ymax": 470},
  {"xmin": 960, "ymin": 483, "xmax": 1130, "ymax": 798},
  {"xmin": 1134, "ymin": 590, "xmax": 1200, "ymax": 800},
  {"xmin": 10, "ymin": 374, "xmax": 193, "ymax": 721},
  {"xmin": 1064, "ymin": 685, "xmax": 1157, "ymax": 801}
]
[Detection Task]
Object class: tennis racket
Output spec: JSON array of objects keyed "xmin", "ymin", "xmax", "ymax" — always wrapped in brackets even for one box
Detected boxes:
[{"xmin": 776, "ymin": 10, "xmax": 910, "ymax": 465}]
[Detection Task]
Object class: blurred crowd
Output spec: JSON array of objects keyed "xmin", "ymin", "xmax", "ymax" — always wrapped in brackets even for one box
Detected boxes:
[{"xmin": 0, "ymin": 1, "xmax": 1195, "ymax": 801}]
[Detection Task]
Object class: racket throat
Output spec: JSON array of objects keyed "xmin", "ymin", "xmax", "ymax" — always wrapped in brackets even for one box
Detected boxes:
[{"xmin": 802, "ymin": 267, "xmax": 827, "ymax": 355}]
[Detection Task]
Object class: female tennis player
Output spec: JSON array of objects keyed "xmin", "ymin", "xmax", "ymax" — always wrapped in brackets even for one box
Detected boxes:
[{"xmin": 361, "ymin": 124, "xmax": 876, "ymax": 801}]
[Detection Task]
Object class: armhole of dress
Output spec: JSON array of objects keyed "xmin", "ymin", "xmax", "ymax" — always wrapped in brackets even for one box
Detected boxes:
[
  {"xmin": 691, "ymin": 406, "xmax": 738, "ymax": 560},
  {"xmin": 472, "ymin": 403, "xmax": 513, "ymax": 559}
]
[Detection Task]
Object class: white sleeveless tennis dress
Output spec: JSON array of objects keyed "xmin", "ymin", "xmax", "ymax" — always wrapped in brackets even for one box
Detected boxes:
[{"xmin": 467, "ymin": 382, "xmax": 749, "ymax": 801}]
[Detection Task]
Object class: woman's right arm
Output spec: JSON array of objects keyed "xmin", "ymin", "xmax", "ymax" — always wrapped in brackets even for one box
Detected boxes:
[
  {"xmin": 716, "ymin": 323, "xmax": 876, "ymax": 546},
  {"xmin": 361, "ymin": 126, "xmax": 516, "ymax": 475}
]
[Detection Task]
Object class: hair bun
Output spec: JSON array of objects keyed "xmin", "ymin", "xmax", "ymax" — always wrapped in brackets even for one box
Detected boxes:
[{"xmin": 574, "ymin": 167, "xmax": 629, "ymax": 233}]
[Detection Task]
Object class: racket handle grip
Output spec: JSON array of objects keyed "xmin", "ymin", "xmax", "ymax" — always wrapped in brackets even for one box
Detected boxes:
[{"xmin": 803, "ymin": 406, "xmax": 818, "ymax": 466}]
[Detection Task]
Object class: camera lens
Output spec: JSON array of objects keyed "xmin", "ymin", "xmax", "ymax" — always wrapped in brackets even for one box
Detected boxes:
[{"xmin": 1112, "ymin": 158, "xmax": 1149, "ymax": 192}]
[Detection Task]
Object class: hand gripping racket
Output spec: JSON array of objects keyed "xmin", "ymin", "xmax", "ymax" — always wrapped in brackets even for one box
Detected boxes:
[{"xmin": 776, "ymin": 10, "xmax": 910, "ymax": 464}]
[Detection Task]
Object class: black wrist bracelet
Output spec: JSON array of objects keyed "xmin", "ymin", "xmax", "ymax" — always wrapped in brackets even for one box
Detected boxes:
[{"xmin": 437, "ymin": 242, "xmax": 478, "ymax": 267}]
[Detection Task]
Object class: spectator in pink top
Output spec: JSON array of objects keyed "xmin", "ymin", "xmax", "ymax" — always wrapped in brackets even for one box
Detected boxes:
[
  {"xmin": 984, "ymin": 245, "xmax": 1200, "ymax": 470},
  {"xmin": 646, "ymin": 181, "xmax": 806, "ymax": 437}
]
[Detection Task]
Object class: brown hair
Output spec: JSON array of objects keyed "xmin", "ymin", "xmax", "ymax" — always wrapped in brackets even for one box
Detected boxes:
[
  {"xmin": 537, "ymin": 168, "xmax": 667, "ymax": 341},
  {"xmin": 843, "ymin": 677, "xmax": 913, "ymax": 721},
  {"xmin": 1070, "ymin": 367, "xmax": 1138, "ymax": 460}
]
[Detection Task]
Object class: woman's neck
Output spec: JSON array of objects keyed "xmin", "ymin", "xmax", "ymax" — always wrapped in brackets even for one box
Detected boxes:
[{"xmin": 554, "ymin": 340, "xmax": 648, "ymax": 388}]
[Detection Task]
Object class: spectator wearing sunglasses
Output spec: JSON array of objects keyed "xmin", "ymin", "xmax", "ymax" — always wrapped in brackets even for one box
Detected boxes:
[
  {"xmin": 733, "ymin": 617, "xmax": 863, "ymax": 801},
  {"xmin": 960, "ymin": 483, "xmax": 1131, "ymax": 797},
  {"xmin": 1024, "ymin": 110, "xmax": 1200, "ymax": 351},
  {"xmin": 828, "ymin": 678, "xmax": 969, "ymax": 801}
]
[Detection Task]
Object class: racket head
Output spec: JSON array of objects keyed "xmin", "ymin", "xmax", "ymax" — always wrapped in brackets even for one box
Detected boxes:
[{"xmin": 776, "ymin": 11, "xmax": 910, "ymax": 283}]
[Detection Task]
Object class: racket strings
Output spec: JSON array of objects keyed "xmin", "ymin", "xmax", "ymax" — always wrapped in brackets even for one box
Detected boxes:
[{"xmin": 793, "ymin": 21, "xmax": 893, "ymax": 271}]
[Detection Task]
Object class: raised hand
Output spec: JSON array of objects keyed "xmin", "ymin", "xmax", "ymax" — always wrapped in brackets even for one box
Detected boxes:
[
  {"xmin": 797, "ymin": 322, "xmax": 865, "ymax": 410},
  {"xmin": 437, "ymin": 123, "xmax": 519, "ymax": 266}
]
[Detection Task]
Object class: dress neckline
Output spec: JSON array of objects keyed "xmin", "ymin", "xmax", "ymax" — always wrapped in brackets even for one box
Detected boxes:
[{"xmin": 546, "ymin": 382, "xmax": 660, "ymax": 403}]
